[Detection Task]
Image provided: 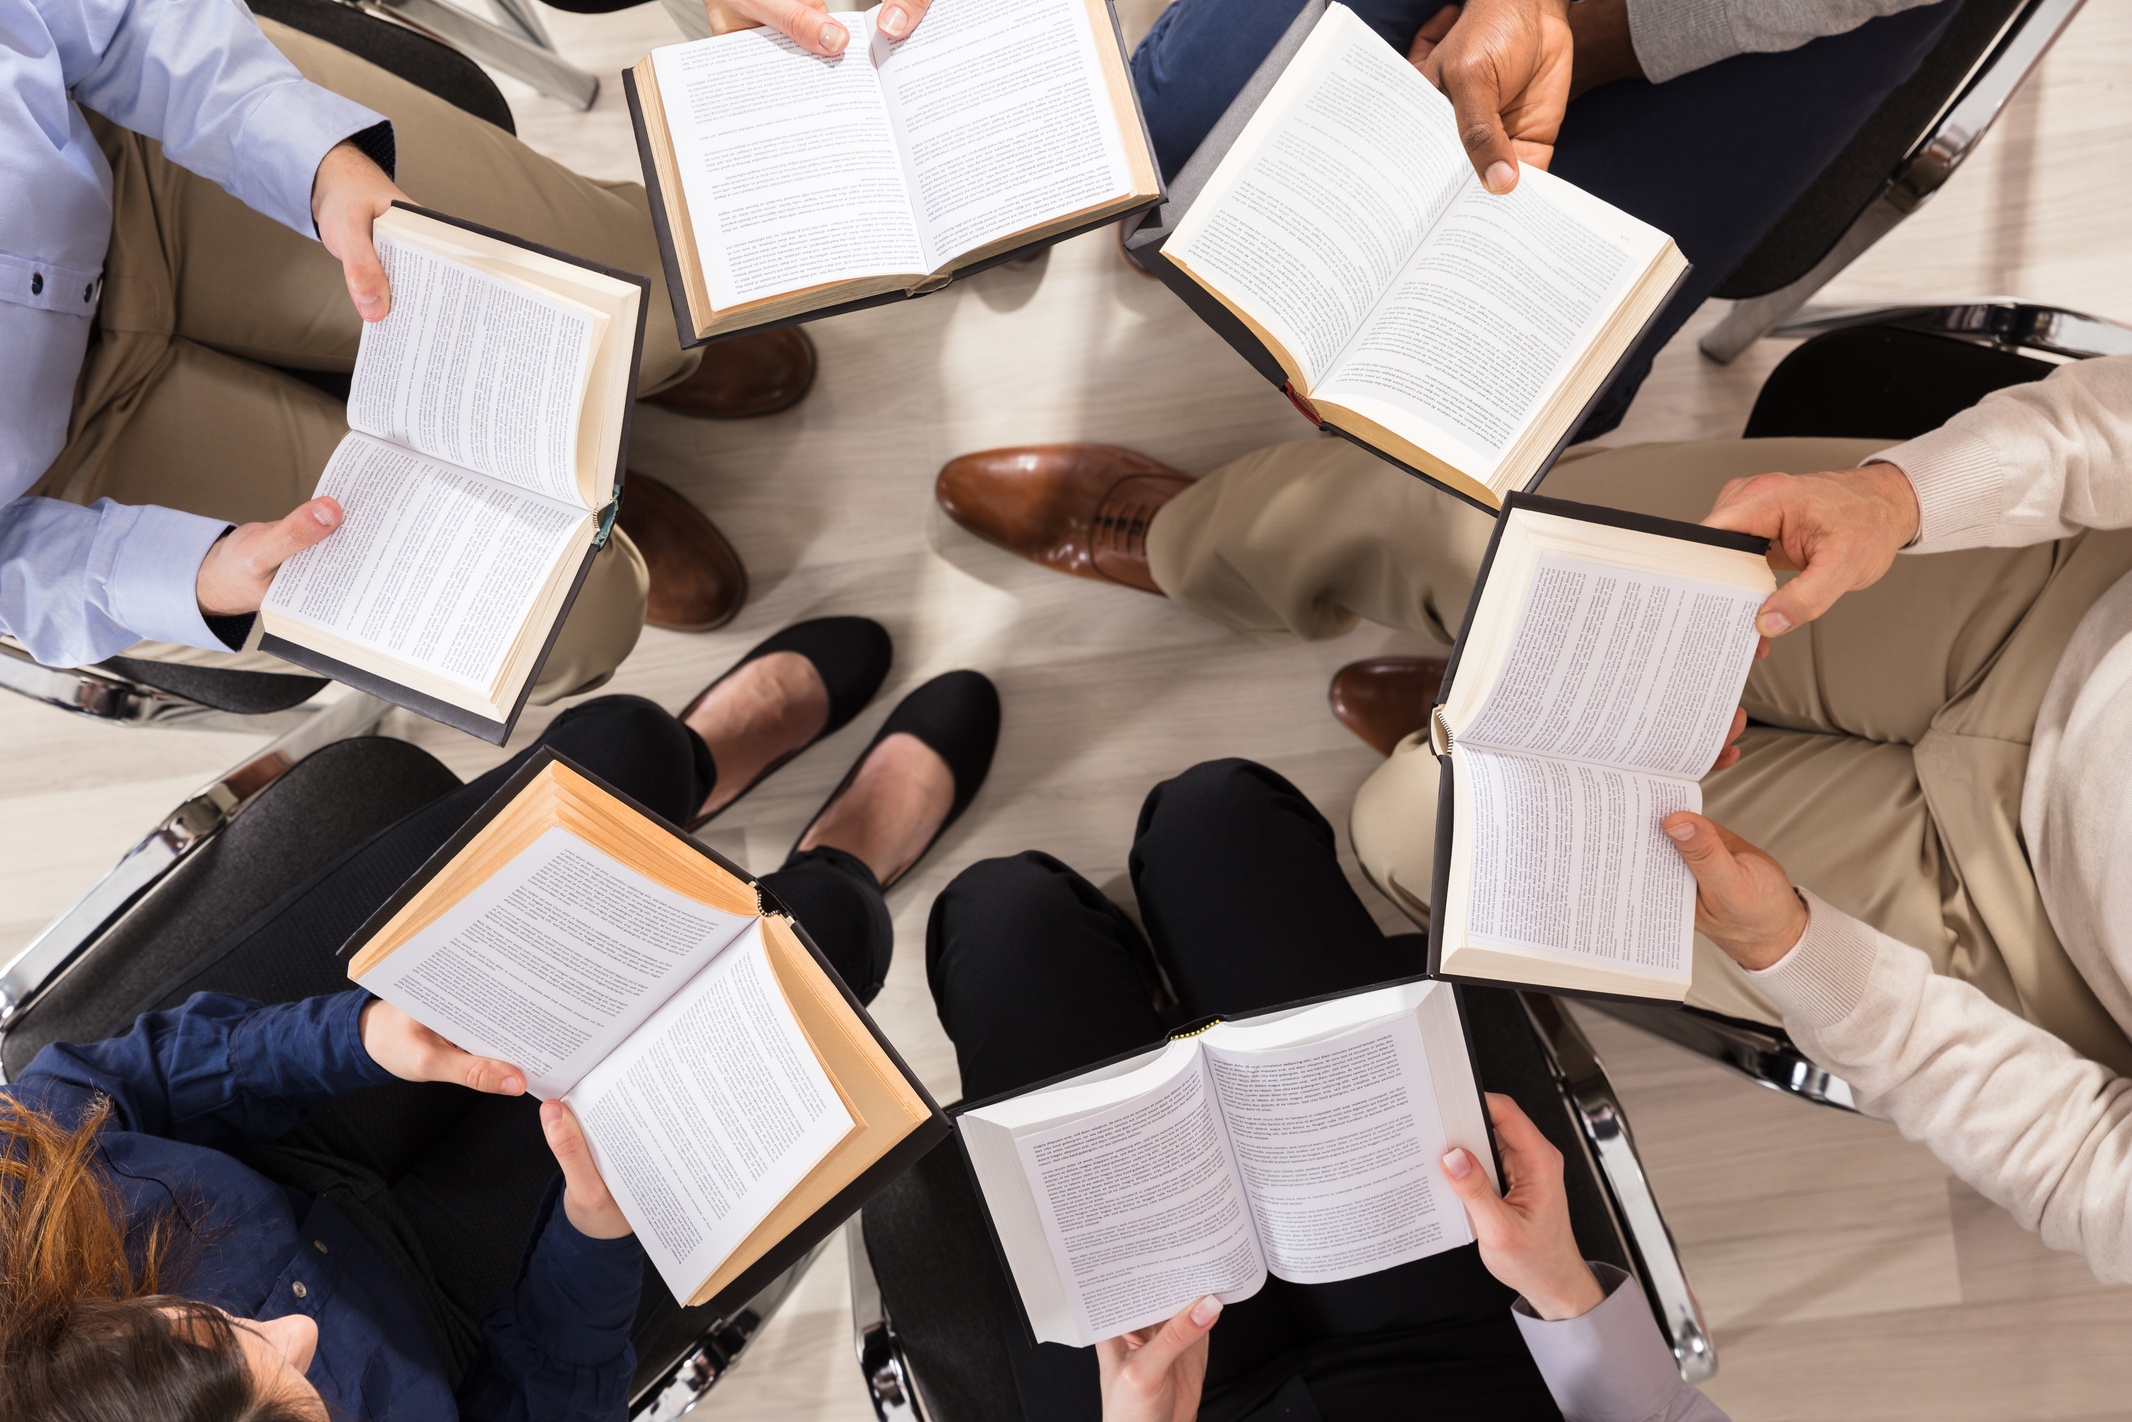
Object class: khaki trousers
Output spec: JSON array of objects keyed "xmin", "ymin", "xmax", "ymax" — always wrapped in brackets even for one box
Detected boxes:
[
  {"xmin": 42, "ymin": 18, "xmax": 702, "ymax": 701},
  {"xmin": 1150, "ymin": 436, "xmax": 2132, "ymax": 1074}
]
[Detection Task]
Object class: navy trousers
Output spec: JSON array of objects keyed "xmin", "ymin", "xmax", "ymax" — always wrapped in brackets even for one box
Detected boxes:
[{"xmin": 1130, "ymin": 0, "xmax": 1963, "ymax": 438}]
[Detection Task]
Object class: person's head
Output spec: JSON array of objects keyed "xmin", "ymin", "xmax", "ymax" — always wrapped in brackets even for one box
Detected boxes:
[{"xmin": 0, "ymin": 1094, "xmax": 328, "ymax": 1421}]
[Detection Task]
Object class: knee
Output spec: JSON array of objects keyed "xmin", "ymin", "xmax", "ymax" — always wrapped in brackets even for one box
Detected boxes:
[
  {"xmin": 539, "ymin": 695, "xmax": 698, "ymax": 820},
  {"xmin": 1136, "ymin": 757, "xmax": 1309, "ymax": 839},
  {"xmin": 926, "ymin": 852, "xmax": 1084, "ymax": 987}
]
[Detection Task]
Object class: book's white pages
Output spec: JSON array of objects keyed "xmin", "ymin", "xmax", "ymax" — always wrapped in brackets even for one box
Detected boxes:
[
  {"xmin": 1163, "ymin": 3, "xmax": 1674, "ymax": 495},
  {"xmin": 1437, "ymin": 511, "xmax": 1771, "ymax": 991},
  {"xmin": 650, "ymin": 0, "xmax": 1134, "ymax": 310},
  {"xmin": 353, "ymin": 826, "xmax": 760, "ymax": 1099},
  {"xmin": 962, "ymin": 980, "xmax": 1485, "ymax": 1346},
  {"xmin": 565, "ymin": 919, "xmax": 857, "ymax": 1301}
]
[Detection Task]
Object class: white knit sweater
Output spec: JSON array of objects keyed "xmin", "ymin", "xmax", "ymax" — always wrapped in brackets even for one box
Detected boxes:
[
  {"xmin": 1627, "ymin": 0, "xmax": 1946, "ymax": 82},
  {"xmin": 1752, "ymin": 354, "xmax": 2132, "ymax": 1281}
]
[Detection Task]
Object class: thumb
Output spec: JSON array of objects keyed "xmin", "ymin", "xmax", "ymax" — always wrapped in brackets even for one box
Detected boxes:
[
  {"xmin": 1751, "ymin": 563, "xmax": 1849, "ymax": 639},
  {"xmin": 336, "ymin": 220, "xmax": 391, "ymax": 322},
  {"xmin": 1662, "ymin": 811, "xmax": 1744, "ymax": 890},
  {"xmin": 1124, "ymin": 1296, "xmax": 1221, "ymax": 1379},
  {"xmin": 1428, "ymin": 52, "xmax": 1519, "ymax": 193},
  {"xmin": 541, "ymin": 1101, "xmax": 599, "ymax": 1187},
  {"xmin": 1441, "ymin": 1146, "xmax": 1514, "ymax": 1227},
  {"xmin": 258, "ymin": 497, "xmax": 342, "ymax": 571}
]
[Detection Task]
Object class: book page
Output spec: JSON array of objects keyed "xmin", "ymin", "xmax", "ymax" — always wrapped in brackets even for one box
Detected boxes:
[
  {"xmin": 1313, "ymin": 171, "xmax": 1656, "ymax": 476},
  {"xmin": 1202, "ymin": 1011, "xmax": 1470, "ymax": 1285},
  {"xmin": 567, "ymin": 922, "xmax": 856, "ymax": 1303},
  {"xmin": 1014, "ymin": 1051, "xmax": 1265, "ymax": 1345},
  {"xmin": 348, "ymin": 235, "xmax": 601, "ymax": 506},
  {"xmin": 1458, "ymin": 552, "xmax": 1764, "ymax": 779},
  {"xmin": 650, "ymin": 27, "xmax": 925, "ymax": 310},
  {"xmin": 1460, "ymin": 746, "xmax": 1697, "ymax": 978},
  {"xmin": 352, "ymin": 826, "xmax": 757, "ymax": 1098},
  {"xmin": 1164, "ymin": 6, "xmax": 1470, "ymax": 385},
  {"xmin": 263, "ymin": 433, "xmax": 590, "ymax": 693},
  {"xmin": 873, "ymin": 0, "xmax": 1131, "ymax": 270}
]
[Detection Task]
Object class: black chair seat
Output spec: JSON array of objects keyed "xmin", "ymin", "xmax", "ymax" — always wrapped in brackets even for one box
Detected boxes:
[
  {"xmin": 1743, "ymin": 324, "xmax": 2054, "ymax": 441},
  {"xmin": 0, "ymin": 737, "xmax": 460, "ymax": 1078},
  {"xmin": 249, "ymin": 0, "xmax": 517, "ymax": 134},
  {"xmin": 99, "ymin": 655, "xmax": 332, "ymax": 715}
]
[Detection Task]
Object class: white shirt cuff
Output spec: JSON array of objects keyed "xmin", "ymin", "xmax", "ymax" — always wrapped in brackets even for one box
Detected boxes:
[
  {"xmin": 233, "ymin": 83, "xmax": 390, "ymax": 238},
  {"xmin": 100, "ymin": 502, "xmax": 237, "ymax": 652}
]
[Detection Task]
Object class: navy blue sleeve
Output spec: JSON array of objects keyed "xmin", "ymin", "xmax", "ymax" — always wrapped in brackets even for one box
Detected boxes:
[
  {"xmin": 12, "ymin": 990, "xmax": 394, "ymax": 1146},
  {"xmin": 457, "ymin": 1176, "xmax": 646, "ymax": 1422}
]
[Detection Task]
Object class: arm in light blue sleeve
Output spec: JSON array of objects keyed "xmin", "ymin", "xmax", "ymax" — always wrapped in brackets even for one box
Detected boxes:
[
  {"xmin": 15, "ymin": 990, "xmax": 396, "ymax": 1148},
  {"xmin": 0, "ymin": 486, "xmax": 239, "ymax": 665},
  {"xmin": 457, "ymin": 1177, "xmax": 646, "ymax": 1422},
  {"xmin": 41, "ymin": 0, "xmax": 388, "ymax": 236},
  {"xmin": 1513, "ymin": 1265, "xmax": 1730, "ymax": 1422}
]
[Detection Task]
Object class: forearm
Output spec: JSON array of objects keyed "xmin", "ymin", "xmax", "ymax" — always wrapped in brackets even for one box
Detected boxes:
[
  {"xmin": 22, "ymin": 991, "xmax": 394, "ymax": 1146},
  {"xmin": 458, "ymin": 1178, "xmax": 644, "ymax": 1422},
  {"xmin": 1514, "ymin": 1264, "xmax": 1730, "ymax": 1420},
  {"xmin": 1625, "ymin": 0, "xmax": 1943, "ymax": 82},
  {"xmin": 1876, "ymin": 355, "xmax": 2132, "ymax": 551},
  {"xmin": 1753, "ymin": 893, "xmax": 2132, "ymax": 1280}
]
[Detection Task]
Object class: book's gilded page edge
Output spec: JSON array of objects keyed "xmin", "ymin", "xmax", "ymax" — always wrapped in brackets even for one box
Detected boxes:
[
  {"xmin": 1164, "ymin": 249, "xmax": 1309, "ymax": 391},
  {"xmin": 635, "ymin": 57, "xmax": 715, "ymax": 340},
  {"xmin": 1307, "ymin": 397, "xmax": 1499, "ymax": 509},
  {"xmin": 545, "ymin": 763, "xmax": 759, "ymax": 915}
]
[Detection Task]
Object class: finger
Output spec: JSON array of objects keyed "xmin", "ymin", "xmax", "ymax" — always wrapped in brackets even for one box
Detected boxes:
[
  {"xmin": 1482, "ymin": 1094, "xmax": 1560, "ymax": 1183},
  {"xmin": 540, "ymin": 1101, "xmax": 610, "ymax": 1197},
  {"xmin": 442, "ymin": 1046, "xmax": 526, "ymax": 1096},
  {"xmin": 333, "ymin": 216, "xmax": 392, "ymax": 322},
  {"xmin": 760, "ymin": 0, "xmax": 847, "ymax": 54},
  {"xmin": 1406, "ymin": 3, "xmax": 1461, "ymax": 62},
  {"xmin": 1121, "ymin": 1296, "xmax": 1220, "ymax": 1381},
  {"xmin": 877, "ymin": 0, "xmax": 927, "ymax": 39},
  {"xmin": 242, "ymin": 497, "xmax": 341, "ymax": 580},
  {"xmin": 1662, "ymin": 810, "xmax": 1750, "ymax": 898},
  {"xmin": 1440, "ymin": 1144, "xmax": 1517, "ymax": 1229},
  {"xmin": 1427, "ymin": 47, "xmax": 1519, "ymax": 193},
  {"xmin": 1754, "ymin": 556, "xmax": 1857, "ymax": 638}
]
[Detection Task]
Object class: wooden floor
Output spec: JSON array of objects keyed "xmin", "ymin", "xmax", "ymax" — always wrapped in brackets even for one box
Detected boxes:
[{"xmin": 7, "ymin": 1, "xmax": 2132, "ymax": 1416}]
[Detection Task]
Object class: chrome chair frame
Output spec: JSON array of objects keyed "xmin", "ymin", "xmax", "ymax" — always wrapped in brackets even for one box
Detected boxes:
[
  {"xmin": 348, "ymin": 0, "xmax": 600, "ymax": 110},
  {"xmin": 1769, "ymin": 298, "xmax": 2132, "ymax": 361},
  {"xmin": 1700, "ymin": 0, "xmax": 2088, "ymax": 364},
  {"xmin": 0, "ymin": 643, "xmax": 330, "ymax": 734},
  {"xmin": 0, "ymin": 691, "xmax": 393, "ymax": 1046},
  {"xmin": 845, "ymin": 997, "xmax": 1718, "ymax": 1418}
]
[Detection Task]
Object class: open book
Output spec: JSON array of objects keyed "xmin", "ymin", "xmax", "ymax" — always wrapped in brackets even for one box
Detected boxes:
[
  {"xmin": 341, "ymin": 749, "xmax": 946, "ymax": 1309},
  {"xmin": 958, "ymin": 979, "xmax": 1492, "ymax": 1347},
  {"xmin": 260, "ymin": 204, "xmax": 648, "ymax": 745},
  {"xmin": 1425, "ymin": 494, "xmax": 1774, "ymax": 1002},
  {"xmin": 1139, "ymin": 3, "xmax": 1687, "ymax": 511},
  {"xmin": 624, "ymin": 0, "xmax": 1160, "ymax": 345}
]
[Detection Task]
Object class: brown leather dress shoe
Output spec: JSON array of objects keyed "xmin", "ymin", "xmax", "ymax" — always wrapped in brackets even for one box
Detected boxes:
[
  {"xmin": 936, "ymin": 445, "xmax": 1192, "ymax": 594},
  {"xmin": 645, "ymin": 326, "xmax": 817, "ymax": 419},
  {"xmin": 1330, "ymin": 656, "xmax": 1449, "ymax": 757},
  {"xmin": 617, "ymin": 472, "xmax": 748, "ymax": 631}
]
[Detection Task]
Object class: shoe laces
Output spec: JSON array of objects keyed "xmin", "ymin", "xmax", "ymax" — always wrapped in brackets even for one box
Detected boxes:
[{"xmin": 1091, "ymin": 484, "xmax": 1163, "ymax": 559}]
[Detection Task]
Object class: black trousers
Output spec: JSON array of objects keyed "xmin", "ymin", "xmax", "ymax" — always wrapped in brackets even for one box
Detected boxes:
[
  {"xmin": 138, "ymin": 695, "xmax": 894, "ymax": 1383},
  {"xmin": 926, "ymin": 759, "xmax": 1560, "ymax": 1422}
]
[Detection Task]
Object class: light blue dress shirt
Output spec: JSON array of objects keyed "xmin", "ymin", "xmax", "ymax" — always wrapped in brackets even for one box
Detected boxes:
[{"xmin": 0, "ymin": 0, "xmax": 386, "ymax": 668}]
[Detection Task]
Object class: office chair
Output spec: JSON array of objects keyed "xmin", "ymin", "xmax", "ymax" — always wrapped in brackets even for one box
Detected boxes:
[
  {"xmin": 0, "ymin": 725, "xmax": 837, "ymax": 1417},
  {"xmin": 848, "ymin": 985, "xmax": 1717, "ymax": 1420},
  {"xmin": 1698, "ymin": 0, "xmax": 2088, "ymax": 363},
  {"xmin": 1590, "ymin": 300, "xmax": 2132, "ymax": 1112}
]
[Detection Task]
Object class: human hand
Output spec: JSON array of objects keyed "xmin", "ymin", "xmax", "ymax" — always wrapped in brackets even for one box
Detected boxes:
[
  {"xmin": 1661, "ymin": 811, "xmax": 1808, "ymax": 970},
  {"xmin": 703, "ymin": 0, "xmax": 930, "ymax": 55},
  {"xmin": 1702, "ymin": 463, "xmax": 1922, "ymax": 640},
  {"xmin": 359, "ymin": 999, "xmax": 528, "ymax": 1095},
  {"xmin": 194, "ymin": 499, "xmax": 344, "ymax": 616},
  {"xmin": 1564, "ymin": 0, "xmax": 1643, "ymax": 98},
  {"xmin": 1096, "ymin": 1296, "xmax": 1219, "ymax": 1422},
  {"xmin": 1407, "ymin": 0, "xmax": 1574, "ymax": 191},
  {"xmin": 541, "ymin": 1100, "xmax": 634, "ymax": 1239},
  {"xmin": 311, "ymin": 139, "xmax": 410, "ymax": 323},
  {"xmin": 1440, "ymin": 1093, "xmax": 1604, "ymax": 1320}
]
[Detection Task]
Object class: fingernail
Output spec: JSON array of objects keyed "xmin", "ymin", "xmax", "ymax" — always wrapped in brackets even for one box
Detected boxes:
[
  {"xmin": 881, "ymin": 5, "xmax": 907, "ymax": 35},
  {"xmin": 1758, "ymin": 610, "xmax": 1792, "ymax": 637},
  {"xmin": 1442, "ymin": 1148, "xmax": 1472, "ymax": 1179},
  {"xmin": 1484, "ymin": 161, "xmax": 1515, "ymax": 194},
  {"xmin": 1665, "ymin": 820, "xmax": 1695, "ymax": 842},
  {"xmin": 819, "ymin": 19, "xmax": 846, "ymax": 50},
  {"xmin": 1190, "ymin": 1296, "xmax": 1221, "ymax": 1327},
  {"xmin": 312, "ymin": 503, "xmax": 338, "ymax": 528}
]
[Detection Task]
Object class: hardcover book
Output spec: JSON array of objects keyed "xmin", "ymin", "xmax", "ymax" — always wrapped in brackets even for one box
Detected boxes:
[{"xmin": 259, "ymin": 203, "xmax": 647, "ymax": 744}]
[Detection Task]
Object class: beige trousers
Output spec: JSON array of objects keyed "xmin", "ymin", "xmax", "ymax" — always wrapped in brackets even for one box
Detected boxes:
[
  {"xmin": 42, "ymin": 19, "xmax": 703, "ymax": 700},
  {"xmin": 1150, "ymin": 436, "xmax": 2132, "ymax": 1074}
]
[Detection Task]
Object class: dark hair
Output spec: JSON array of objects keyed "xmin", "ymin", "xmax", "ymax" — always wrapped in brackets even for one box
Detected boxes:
[{"xmin": 0, "ymin": 1094, "xmax": 321, "ymax": 1422}]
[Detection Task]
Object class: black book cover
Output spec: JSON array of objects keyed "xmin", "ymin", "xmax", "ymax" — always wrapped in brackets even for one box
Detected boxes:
[
  {"xmin": 263, "ymin": 202, "xmax": 650, "ymax": 746},
  {"xmin": 1423, "ymin": 491, "xmax": 1770, "ymax": 1002},
  {"xmin": 948, "ymin": 974, "xmax": 1500, "ymax": 1347},
  {"xmin": 622, "ymin": 1, "xmax": 1163, "ymax": 350},
  {"xmin": 336, "ymin": 746, "xmax": 950, "ymax": 1316}
]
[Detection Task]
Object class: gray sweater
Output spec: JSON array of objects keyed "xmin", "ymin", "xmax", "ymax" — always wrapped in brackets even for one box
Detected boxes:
[{"xmin": 1628, "ymin": 0, "xmax": 1945, "ymax": 82}]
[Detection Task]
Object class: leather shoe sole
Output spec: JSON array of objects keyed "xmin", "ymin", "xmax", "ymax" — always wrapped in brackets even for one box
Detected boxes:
[
  {"xmin": 646, "ymin": 326, "xmax": 817, "ymax": 420},
  {"xmin": 1330, "ymin": 656, "xmax": 1449, "ymax": 757}
]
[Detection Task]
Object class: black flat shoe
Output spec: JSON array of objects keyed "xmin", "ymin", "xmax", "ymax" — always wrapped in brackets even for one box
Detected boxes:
[
  {"xmin": 683, "ymin": 617, "xmax": 894, "ymax": 830},
  {"xmin": 790, "ymin": 670, "xmax": 1001, "ymax": 889}
]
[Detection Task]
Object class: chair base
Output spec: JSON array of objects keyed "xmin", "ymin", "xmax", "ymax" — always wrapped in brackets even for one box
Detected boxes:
[
  {"xmin": 630, "ymin": 1236, "xmax": 837, "ymax": 1419},
  {"xmin": 1582, "ymin": 999, "xmax": 1868, "ymax": 1116}
]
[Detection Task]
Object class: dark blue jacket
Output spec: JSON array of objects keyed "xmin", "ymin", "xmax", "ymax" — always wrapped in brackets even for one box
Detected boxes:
[{"xmin": 6, "ymin": 989, "xmax": 644, "ymax": 1420}]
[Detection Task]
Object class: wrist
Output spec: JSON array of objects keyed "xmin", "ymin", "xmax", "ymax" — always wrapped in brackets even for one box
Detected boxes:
[
  {"xmin": 1523, "ymin": 1261, "xmax": 1607, "ymax": 1321},
  {"xmin": 1859, "ymin": 460, "xmax": 1923, "ymax": 548},
  {"xmin": 1730, "ymin": 892, "xmax": 1810, "ymax": 971}
]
